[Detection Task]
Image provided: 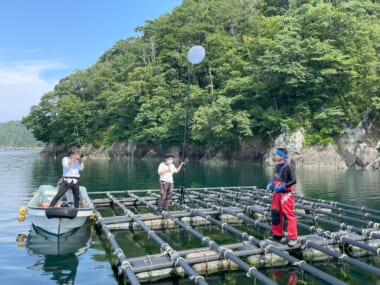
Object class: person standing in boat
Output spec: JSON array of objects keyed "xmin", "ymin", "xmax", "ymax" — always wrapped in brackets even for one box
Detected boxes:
[
  {"xmin": 156, "ymin": 153, "xmax": 184, "ymax": 215},
  {"xmin": 267, "ymin": 148, "xmax": 298, "ymax": 247},
  {"xmin": 49, "ymin": 147, "xmax": 84, "ymax": 208}
]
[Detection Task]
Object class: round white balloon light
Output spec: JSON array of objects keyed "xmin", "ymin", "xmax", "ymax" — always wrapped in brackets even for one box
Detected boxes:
[{"xmin": 187, "ymin": 45, "xmax": 206, "ymax": 64}]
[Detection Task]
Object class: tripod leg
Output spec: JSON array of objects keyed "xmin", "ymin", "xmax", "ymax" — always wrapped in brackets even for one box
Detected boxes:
[
  {"xmin": 178, "ymin": 187, "xmax": 193, "ymax": 205},
  {"xmin": 179, "ymin": 186, "xmax": 185, "ymax": 204}
]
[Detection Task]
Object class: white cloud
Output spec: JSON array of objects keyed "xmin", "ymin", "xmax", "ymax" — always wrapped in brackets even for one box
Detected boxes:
[{"xmin": 0, "ymin": 61, "xmax": 63, "ymax": 122}]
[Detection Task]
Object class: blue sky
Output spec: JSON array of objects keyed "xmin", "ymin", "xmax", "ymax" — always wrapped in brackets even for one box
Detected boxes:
[{"xmin": 0, "ymin": 0, "xmax": 182, "ymax": 122}]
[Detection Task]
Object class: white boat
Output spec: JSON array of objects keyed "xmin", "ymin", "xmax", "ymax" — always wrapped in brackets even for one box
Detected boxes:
[{"xmin": 27, "ymin": 185, "xmax": 94, "ymax": 235}]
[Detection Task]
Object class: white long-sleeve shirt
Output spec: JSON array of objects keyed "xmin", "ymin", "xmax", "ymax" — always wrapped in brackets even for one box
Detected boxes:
[{"xmin": 62, "ymin": 157, "xmax": 84, "ymax": 177}]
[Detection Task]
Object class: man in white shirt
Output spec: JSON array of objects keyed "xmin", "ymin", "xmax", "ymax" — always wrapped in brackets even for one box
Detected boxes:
[
  {"xmin": 49, "ymin": 147, "xmax": 84, "ymax": 208},
  {"xmin": 156, "ymin": 153, "xmax": 184, "ymax": 214}
]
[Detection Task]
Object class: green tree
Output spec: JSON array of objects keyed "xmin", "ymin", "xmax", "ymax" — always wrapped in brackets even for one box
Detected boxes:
[{"xmin": 192, "ymin": 96, "xmax": 252, "ymax": 150}]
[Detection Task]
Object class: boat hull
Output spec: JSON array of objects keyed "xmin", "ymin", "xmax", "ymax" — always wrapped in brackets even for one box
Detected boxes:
[
  {"xmin": 28, "ymin": 207, "xmax": 93, "ymax": 235},
  {"xmin": 27, "ymin": 185, "xmax": 94, "ymax": 235}
]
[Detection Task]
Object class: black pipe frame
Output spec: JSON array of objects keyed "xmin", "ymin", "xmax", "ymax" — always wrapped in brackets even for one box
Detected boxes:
[
  {"xmin": 213, "ymin": 188, "xmax": 380, "ymax": 241},
  {"xmin": 106, "ymin": 193, "xmax": 208, "ymax": 285},
  {"xmin": 163, "ymin": 192, "xmax": 352, "ymax": 285},
  {"xmin": 189, "ymin": 190, "xmax": 380, "ymax": 277},
  {"xmin": 229, "ymin": 186, "xmax": 380, "ymax": 221},
  {"xmin": 94, "ymin": 211, "xmax": 141, "ymax": 285},
  {"xmin": 127, "ymin": 192, "xmax": 279, "ymax": 285},
  {"xmin": 198, "ymin": 188, "xmax": 380, "ymax": 255}
]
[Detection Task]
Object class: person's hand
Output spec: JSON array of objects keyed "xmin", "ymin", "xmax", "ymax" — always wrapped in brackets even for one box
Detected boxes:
[
  {"xmin": 274, "ymin": 184, "xmax": 286, "ymax": 193},
  {"xmin": 266, "ymin": 181, "xmax": 274, "ymax": 191}
]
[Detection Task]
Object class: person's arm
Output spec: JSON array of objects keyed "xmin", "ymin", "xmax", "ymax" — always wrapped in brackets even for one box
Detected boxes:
[
  {"xmin": 62, "ymin": 157, "xmax": 72, "ymax": 168},
  {"xmin": 285, "ymin": 165, "xmax": 296, "ymax": 187},
  {"xmin": 158, "ymin": 163, "xmax": 171, "ymax": 175},
  {"xmin": 65, "ymin": 153, "xmax": 80, "ymax": 167},
  {"xmin": 176, "ymin": 162, "xmax": 185, "ymax": 173},
  {"xmin": 78, "ymin": 159, "xmax": 84, "ymax": 170}
]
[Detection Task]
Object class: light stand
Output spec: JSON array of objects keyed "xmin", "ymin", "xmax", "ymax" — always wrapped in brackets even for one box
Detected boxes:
[{"xmin": 178, "ymin": 45, "xmax": 206, "ymax": 204}]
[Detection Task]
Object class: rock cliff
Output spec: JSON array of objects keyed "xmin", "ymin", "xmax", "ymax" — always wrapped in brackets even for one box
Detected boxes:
[{"xmin": 41, "ymin": 124, "xmax": 379, "ymax": 170}]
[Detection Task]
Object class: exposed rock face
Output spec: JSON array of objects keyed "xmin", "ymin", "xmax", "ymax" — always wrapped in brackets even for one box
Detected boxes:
[
  {"xmin": 40, "ymin": 144, "xmax": 68, "ymax": 157},
  {"xmin": 264, "ymin": 132, "xmax": 347, "ymax": 169},
  {"xmin": 355, "ymin": 143, "xmax": 378, "ymax": 167},
  {"xmin": 265, "ymin": 124, "xmax": 379, "ymax": 169},
  {"xmin": 342, "ymin": 145, "xmax": 356, "ymax": 167},
  {"xmin": 273, "ymin": 128, "xmax": 304, "ymax": 154},
  {"xmin": 40, "ymin": 123, "xmax": 379, "ymax": 170},
  {"xmin": 292, "ymin": 145, "xmax": 347, "ymax": 168},
  {"xmin": 339, "ymin": 123, "xmax": 379, "ymax": 169}
]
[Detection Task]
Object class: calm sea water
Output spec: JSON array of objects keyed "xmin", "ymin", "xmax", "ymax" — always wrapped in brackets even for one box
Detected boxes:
[{"xmin": 0, "ymin": 149, "xmax": 379, "ymax": 284}]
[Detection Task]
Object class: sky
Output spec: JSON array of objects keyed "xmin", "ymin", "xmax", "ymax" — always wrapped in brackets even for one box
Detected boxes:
[{"xmin": 0, "ymin": 0, "xmax": 182, "ymax": 122}]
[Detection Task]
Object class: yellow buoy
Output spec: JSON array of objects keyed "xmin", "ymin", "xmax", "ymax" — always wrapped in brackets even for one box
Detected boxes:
[
  {"xmin": 19, "ymin": 206, "xmax": 28, "ymax": 215},
  {"xmin": 16, "ymin": 233, "xmax": 26, "ymax": 242},
  {"xmin": 89, "ymin": 213, "xmax": 95, "ymax": 220},
  {"xmin": 18, "ymin": 214, "xmax": 25, "ymax": 222}
]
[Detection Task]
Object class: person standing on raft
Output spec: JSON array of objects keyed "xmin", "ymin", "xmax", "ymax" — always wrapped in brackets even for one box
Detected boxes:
[
  {"xmin": 156, "ymin": 153, "xmax": 184, "ymax": 215},
  {"xmin": 267, "ymin": 148, "xmax": 298, "ymax": 247}
]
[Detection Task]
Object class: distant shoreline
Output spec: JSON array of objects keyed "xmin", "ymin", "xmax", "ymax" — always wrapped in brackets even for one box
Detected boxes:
[{"xmin": 0, "ymin": 147, "xmax": 43, "ymax": 150}]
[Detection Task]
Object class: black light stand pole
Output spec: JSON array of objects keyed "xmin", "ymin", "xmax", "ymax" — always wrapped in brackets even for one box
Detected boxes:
[
  {"xmin": 178, "ymin": 45, "xmax": 205, "ymax": 204},
  {"xmin": 178, "ymin": 63, "xmax": 191, "ymax": 204}
]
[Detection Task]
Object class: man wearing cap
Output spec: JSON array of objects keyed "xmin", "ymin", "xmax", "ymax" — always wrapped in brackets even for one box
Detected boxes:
[
  {"xmin": 156, "ymin": 153, "xmax": 184, "ymax": 215},
  {"xmin": 267, "ymin": 148, "xmax": 298, "ymax": 247},
  {"xmin": 49, "ymin": 147, "xmax": 84, "ymax": 208}
]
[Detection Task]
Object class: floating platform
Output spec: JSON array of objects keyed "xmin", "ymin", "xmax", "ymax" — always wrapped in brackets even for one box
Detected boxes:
[{"xmin": 88, "ymin": 186, "xmax": 380, "ymax": 285}]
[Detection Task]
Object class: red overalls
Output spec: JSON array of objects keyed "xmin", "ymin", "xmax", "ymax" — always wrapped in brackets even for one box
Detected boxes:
[{"xmin": 271, "ymin": 163, "xmax": 298, "ymax": 239}]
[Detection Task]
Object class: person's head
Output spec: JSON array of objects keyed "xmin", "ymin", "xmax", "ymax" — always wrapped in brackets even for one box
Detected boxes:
[
  {"xmin": 69, "ymin": 147, "xmax": 82, "ymax": 158},
  {"xmin": 165, "ymin": 153, "xmax": 174, "ymax": 164},
  {"xmin": 275, "ymin": 148, "xmax": 288, "ymax": 162}
]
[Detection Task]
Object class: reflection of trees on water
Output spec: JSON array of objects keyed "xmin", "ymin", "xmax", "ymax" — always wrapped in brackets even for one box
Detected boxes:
[
  {"xmin": 32, "ymin": 253, "xmax": 78, "ymax": 285},
  {"xmin": 31, "ymin": 153, "xmax": 62, "ymax": 186}
]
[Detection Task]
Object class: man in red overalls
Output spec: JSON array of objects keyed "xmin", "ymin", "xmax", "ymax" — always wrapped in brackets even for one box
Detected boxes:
[{"xmin": 267, "ymin": 148, "xmax": 298, "ymax": 247}]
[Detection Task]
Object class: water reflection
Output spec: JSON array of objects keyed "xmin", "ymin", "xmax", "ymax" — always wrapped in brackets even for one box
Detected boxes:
[
  {"xmin": 24, "ymin": 224, "xmax": 93, "ymax": 284},
  {"xmin": 295, "ymin": 168, "xmax": 379, "ymax": 208}
]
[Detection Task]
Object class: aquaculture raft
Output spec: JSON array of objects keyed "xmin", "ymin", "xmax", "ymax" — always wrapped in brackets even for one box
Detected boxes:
[{"xmin": 89, "ymin": 186, "xmax": 380, "ymax": 285}]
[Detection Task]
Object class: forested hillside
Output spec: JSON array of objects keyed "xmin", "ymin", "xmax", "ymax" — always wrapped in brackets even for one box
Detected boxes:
[
  {"xmin": 22, "ymin": 0, "xmax": 380, "ymax": 153},
  {"xmin": 0, "ymin": 121, "xmax": 43, "ymax": 148}
]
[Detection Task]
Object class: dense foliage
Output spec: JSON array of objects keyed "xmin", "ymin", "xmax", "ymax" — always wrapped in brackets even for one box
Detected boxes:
[
  {"xmin": 0, "ymin": 121, "xmax": 43, "ymax": 148},
  {"xmin": 22, "ymin": 0, "xmax": 380, "ymax": 151}
]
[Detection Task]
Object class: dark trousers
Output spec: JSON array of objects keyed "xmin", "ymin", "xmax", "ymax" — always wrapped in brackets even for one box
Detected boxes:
[
  {"xmin": 49, "ymin": 180, "xmax": 80, "ymax": 208},
  {"xmin": 157, "ymin": 181, "xmax": 173, "ymax": 211}
]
